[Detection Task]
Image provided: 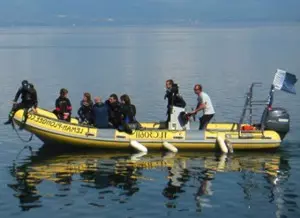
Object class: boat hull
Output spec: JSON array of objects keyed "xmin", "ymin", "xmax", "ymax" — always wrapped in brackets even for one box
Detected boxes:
[{"xmin": 13, "ymin": 109, "xmax": 282, "ymax": 151}]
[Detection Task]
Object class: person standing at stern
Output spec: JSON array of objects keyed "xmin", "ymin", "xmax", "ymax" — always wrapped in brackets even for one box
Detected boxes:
[{"xmin": 188, "ymin": 84, "xmax": 215, "ymax": 130}]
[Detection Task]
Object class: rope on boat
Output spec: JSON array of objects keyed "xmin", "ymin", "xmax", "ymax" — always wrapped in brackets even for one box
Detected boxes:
[{"xmin": 11, "ymin": 119, "xmax": 34, "ymax": 143}]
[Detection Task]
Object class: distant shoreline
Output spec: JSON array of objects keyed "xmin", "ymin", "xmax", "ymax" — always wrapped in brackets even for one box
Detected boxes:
[{"xmin": 0, "ymin": 21, "xmax": 300, "ymax": 29}]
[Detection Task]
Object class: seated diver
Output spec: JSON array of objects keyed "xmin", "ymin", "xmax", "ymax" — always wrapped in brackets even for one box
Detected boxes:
[
  {"xmin": 105, "ymin": 93, "xmax": 122, "ymax": 129},
  {"xmin": 120, "ymin": 94, "xmax": 142, "ymax": 131},
  {"xmin": 53, "ymin": 88, "xmax": 72, "ymax": 122},
  {"xmin": 77, "ymin": 92, "xmax": 93, "ymax": 124},
  {"xmin": 91, "ymin": 96, "xmax": 110, "ymax": 128},
  {"xmin": 4, "ymin": 80, "xmax": 38, "ymax": 129},
  {"xmin": 164, "ymin": 79, "xmax": 186, "ymax": 123}
]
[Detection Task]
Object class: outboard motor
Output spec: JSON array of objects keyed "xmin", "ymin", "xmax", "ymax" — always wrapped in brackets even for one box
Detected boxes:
[{"xmin": 261, "ymin": 107, "xmax": 290, "ymax": 139}]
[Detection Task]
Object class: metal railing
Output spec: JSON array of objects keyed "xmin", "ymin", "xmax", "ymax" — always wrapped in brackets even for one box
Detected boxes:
[{"xmin": 237, "ymin": 82, "xmax": 272, "ymax": 138}]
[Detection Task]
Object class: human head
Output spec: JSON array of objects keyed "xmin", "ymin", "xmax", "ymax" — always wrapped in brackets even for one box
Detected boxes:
[
  {"xmin": 94, "ymin": 96, "xmax": 102, "ymax": 104},
  {"xmin": 83, "ymin": 92, "xmax": 92, "ymax": 102},
  {"xmin": 60, "ymin": 88, "xmax": 68, "ymax": 97},
  {"xmin": 109, "ymin": 93, "xmax": 118, "ymax": 104},
  {"xmin": 194, "ymin": 84, "xmax": 202, "ymax": 95},
  {"xmin": 120, "ymin": 94, "xmax": 131, "ymax": 105},
  {"xmin": 165, "ymin": 79, "xmax": 174, "ymax": 89},
  {"xmin": 22, "ymin": 80, "xmax": 29, "ymax": 86},
  {"xmin": 22, "ymin": 80, "xmax": 29, "ymax": 89}
]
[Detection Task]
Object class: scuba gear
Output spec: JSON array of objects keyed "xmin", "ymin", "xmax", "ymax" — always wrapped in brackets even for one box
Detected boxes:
[
  {"xmin": 22, "ymin": 84, "xmax": 36, "ymax": 103},
  {"xmin": 4, "ymin": 81, "xmax": 38, "ymax": 125},
  {"xmin": 165, "ymin": 82, "xmax": 186, "ymax": 123},
  {"xmin": 165, "ymin": 83, "xmax": 186, "ymax": 108}
]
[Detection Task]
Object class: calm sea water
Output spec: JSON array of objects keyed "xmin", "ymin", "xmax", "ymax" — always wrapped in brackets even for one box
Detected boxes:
[{"xmin": 0, "ymin": 25, "xmax": 300, "ymax": 217}]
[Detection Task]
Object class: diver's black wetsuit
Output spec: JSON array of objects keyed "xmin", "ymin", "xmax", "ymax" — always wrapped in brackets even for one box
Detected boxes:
[
  {"xmin": 78, "ymin": 100, "xmax": 93, "ymax": 124},
  {"xmin": 121, "ymin": 104, "xmax": 136, "ymax": 122},
  {"xmin": 120, "ymin": 104, "xmax": 142, "ymax": 130},
  {"xmin": 54, "ymin": 96, "xmax": 72, "ymax": 122},
  {"xmin": 105, "ymin": 100, "xmax": 141, "ymax": 134},
  {"xmin": 105, "ymin": 100, "xmax": 122, "ymax": 128},
  {"xmin": 165, "ymin": 83, "xmax": 186, "ymax": 122},
  {"xmin": 4, "ymin": 81, "xmax": 38, "ymax": 125}
]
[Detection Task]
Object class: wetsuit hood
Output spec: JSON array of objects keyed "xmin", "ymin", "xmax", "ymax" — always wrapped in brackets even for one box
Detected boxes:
[{"xmin": 21, "ymin": 80, "xmax": 30, "ymax": 90}]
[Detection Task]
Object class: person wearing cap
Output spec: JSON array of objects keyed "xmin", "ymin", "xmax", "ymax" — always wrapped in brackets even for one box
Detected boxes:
[
  {"xmin": 188, "ymin": 84, "xmax": 215, "ymax": 130},
  {"xmin": 4, "ymin": 80, "xmax": 38, "ymax": 127},
  {"xmin": 53, "ymin": 88, "xmax": 72, "ymax": 122}
]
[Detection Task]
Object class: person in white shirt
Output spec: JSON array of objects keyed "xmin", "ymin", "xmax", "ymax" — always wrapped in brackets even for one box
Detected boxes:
[{"xmin": 188, "ymin": 84, "xmax": 215, "ymax": 130}]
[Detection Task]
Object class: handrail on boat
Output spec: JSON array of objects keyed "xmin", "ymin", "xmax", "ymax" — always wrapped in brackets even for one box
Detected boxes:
[{"xmin": 237, "ymin": 82, "xmax": 275, "ymax": 139}]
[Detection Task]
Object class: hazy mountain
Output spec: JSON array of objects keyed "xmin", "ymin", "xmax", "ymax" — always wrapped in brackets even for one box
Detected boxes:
[{"xmin": 0, "ymin": 0, "xmax": 299, "ymax": 26}]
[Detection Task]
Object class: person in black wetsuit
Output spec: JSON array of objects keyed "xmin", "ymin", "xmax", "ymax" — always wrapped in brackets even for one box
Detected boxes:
[
  {"xmin": 120, "ymin": 94, "xmax": 141, "ymax": 130},
  {"xmin": 105, "ymin": 93, "xmax": 122, "ymax": 129},
  {"xmin": 78, "ymin": 92, "xmax": 93, "ymax": 124},
  {"xmin": 4, "ymin": 80, "xmax": 38, "ymax": 127},
  {"xmin": 164, "ymin": 79, "xmax": 186, "ymax": 122},
  {"xmin": 53, "ymin": 88, "xmax": 72, "ymax": 122}
]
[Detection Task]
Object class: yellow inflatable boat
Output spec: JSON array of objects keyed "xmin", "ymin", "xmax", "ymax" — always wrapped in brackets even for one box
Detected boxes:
[
  {"xmin": 11, "ymin": 83, "xmax": 290, "ymax": 152},
  {"xmin": 12, "ymin": 107, "xmax": 282, "ymax": 151}
]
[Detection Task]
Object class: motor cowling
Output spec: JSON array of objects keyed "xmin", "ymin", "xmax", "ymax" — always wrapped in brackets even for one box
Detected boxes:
[{"xmin": 261, "ymin": 107, "xmax": 290, "ymax": 140}]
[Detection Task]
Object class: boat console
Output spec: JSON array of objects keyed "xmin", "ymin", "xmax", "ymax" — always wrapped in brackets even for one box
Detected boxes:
[{"xmin": 168, "ymin": 106, "xmax": 190, "ymax": 130}]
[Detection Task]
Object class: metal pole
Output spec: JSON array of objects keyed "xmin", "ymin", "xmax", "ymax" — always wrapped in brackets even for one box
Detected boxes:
[
  {"xmin": 249, "ymin": 84, "xmax": 253, "ymax": 125},
  {"xmin": 238, "ymin": 83, "xmax": 261, "ymax": 137},
  {"xmin": 260, "ymin": 84, "xmax": 275, "ymax": 132},
  {"xmin": 238, "ymin": 85, "xmax": 251, "ymax": 136}
]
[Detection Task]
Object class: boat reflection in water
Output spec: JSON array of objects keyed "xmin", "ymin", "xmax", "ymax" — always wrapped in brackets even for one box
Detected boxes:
[{"xmin": 8, "ymin": 144, "xmax": 292, "ymax": 214}]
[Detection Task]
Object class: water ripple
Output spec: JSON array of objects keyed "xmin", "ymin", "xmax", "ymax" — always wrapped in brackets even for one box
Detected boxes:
[{"xmin": 1, "ymin": 26, "xmax": 300, "ymax": 218}]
